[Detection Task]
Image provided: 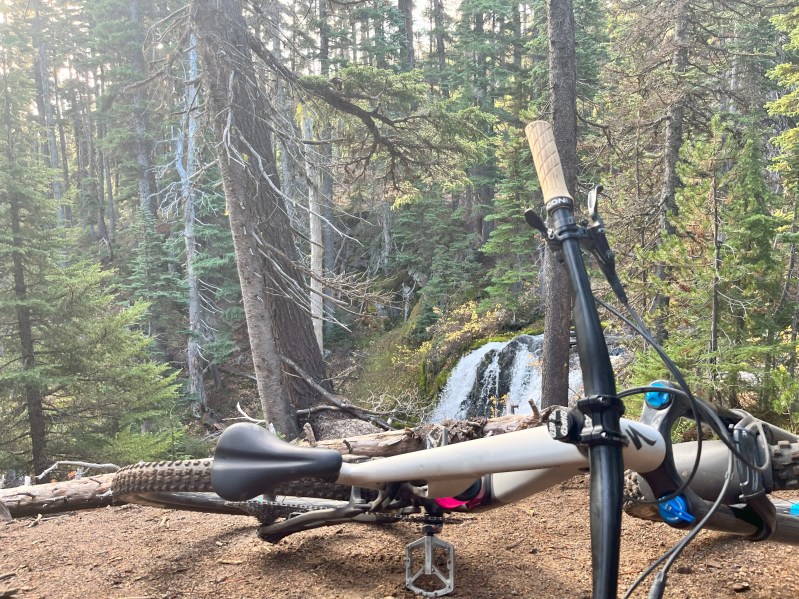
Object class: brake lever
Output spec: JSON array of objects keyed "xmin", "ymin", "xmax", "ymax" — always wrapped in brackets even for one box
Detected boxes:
[
  {"xmin": 585, "ymin": 186, "xmax": 628, "ymax": 304},
  {"xmin": 524, "ymin": 208, "xmax": 548, "ymax": 237},
  {"xmin": 587, "ymin": 185, "xmax": 602, "ymax": 224}
]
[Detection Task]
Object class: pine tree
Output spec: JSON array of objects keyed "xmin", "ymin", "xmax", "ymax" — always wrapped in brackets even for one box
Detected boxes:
[
  {"xmin": 631, "ymin": 120, "xmax": 790, "ymax": 413},
  {"xmin": 0, "ymin": 2, "xmax": 180, "ymax": 474},
  {"xmin": 482, "ymin": 131, "xmax": 543, "ymax": 316}
]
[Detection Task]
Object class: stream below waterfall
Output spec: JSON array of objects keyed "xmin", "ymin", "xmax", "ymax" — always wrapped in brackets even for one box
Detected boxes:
[{"xmin": 429, "ymin": 334, "xmax": 586, "ymax": 421}]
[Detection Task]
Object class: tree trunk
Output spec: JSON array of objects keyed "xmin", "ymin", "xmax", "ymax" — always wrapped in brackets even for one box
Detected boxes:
[
  {"xmin": 97, "ymin": 64, "xmax": 117, "ymax": 247},
  {"xmin": 1, "ymin": 32, "xmax": 47, "ymax": 476},
  {"xmin": 373, "ymin": 1, "xmax": 387, "ymax": 69},
  {"xmin": 319, "ymin": 0, "xmax": 330, "ymax": 74},
  {"xmin": 32, "ymin": 2, "xmax": 65, "ymax": 226},
  {"xmin": 318, "ymin": 3, "xmax": 337, "ymax": 338},
  {"xmin": 511, "ymin": 4, "xmax": 523, "ymax": 115},
  {"xmin": 321, "ymin": 135, "xmax": 336, "ymax": 339},
  {"xmin": 398, "ymin": 0, "xmax": 415, "ymax": 70},
  {"xmin": 653, "ymin": 0, "xmax": 687, "ymax": 343},
  {"xmin": 709, "ymin": 164, "xmax": 721, "ymax": 403},
  {"xmin": 81, "ymin": 77, "xmax": 107, "ymax": 246},
  {"xmin": 540, "ymin": 0, "xmax": 577, "ymax": 409},
  {"xmin": 433, "ymin": 0, "xmax": 447, "ymax": 96},
  {"xmin": 96, "ymin": 118, "xmax": 113, "ymax": 260},
  {"xmin": 303, "ymin": 117, "xmax": 325, "ymax": 352},
  {"xmin": 178, "ymin": 38, "xmax": 208, "ymax": 418},
  {"xmin": 191, "ymin": 0, "xmax": 333, "ymax": 438},
  {"xmin": 11, "ymin": 199, "xmax": 47, "ymax": 477},
  {"xmin": 129, "ymin": 0, "xmax": 158, "ymax": 216},
  {"xmin": 270, "ymin": 0, "xmax": 303, "ymax": 231}
]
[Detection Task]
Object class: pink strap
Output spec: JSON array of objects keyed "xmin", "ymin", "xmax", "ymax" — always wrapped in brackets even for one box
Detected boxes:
[{"xmin": 434, "ymin": 496, "xmax": 467, "ymax": 509}]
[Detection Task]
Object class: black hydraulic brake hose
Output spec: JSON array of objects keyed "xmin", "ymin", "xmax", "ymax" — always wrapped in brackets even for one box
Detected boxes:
[
  {"xmin": 595, "ymin": 296, "xmax": 771, "ymax": 473},
  {"xmin": 622, "ymin": 450, "xmax": 736, "ymax": 599}
]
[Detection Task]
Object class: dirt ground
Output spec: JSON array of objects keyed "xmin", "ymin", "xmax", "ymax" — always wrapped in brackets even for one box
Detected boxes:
[{"xmin": 1, "ymin": 477, "xmax": 797, "ymax": 599}]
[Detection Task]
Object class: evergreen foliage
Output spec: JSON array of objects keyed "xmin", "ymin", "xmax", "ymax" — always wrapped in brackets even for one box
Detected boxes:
[
  {"xmin": 631, "ymin": 119, "xmax": 792, "ymax": 414},
  {"xmin": 482, "ymin": 131, "xmax": 543, "ymax": 316}
]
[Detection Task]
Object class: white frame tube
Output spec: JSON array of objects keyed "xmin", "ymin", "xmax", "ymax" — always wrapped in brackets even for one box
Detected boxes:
[{"xmin": 336, "ymin": 418, "xmax": 665, "ymax": 492}]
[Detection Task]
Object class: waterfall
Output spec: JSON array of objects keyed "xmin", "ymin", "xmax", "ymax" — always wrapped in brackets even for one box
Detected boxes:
[
  {"xmin": 430, "ymin": 334, "xmax": 585, "ymax": 421},
  {"xmin": 429, "ymin": 341, "xmax": 508, "ymax": 422}
]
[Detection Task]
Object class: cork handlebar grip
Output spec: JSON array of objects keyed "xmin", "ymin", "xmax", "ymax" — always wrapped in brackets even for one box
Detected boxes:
[{"xmin": 525, "ymin": 121, "xmax": 572, "ymax": 204}]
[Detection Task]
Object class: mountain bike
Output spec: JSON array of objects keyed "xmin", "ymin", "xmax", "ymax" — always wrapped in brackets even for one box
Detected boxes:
[{"xmin": 113, "ymin": 121, "xmax": 799, "ymax": 599}]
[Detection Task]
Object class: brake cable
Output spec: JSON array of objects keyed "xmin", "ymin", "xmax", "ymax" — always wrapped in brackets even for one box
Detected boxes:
[
  {"xmin": 616, "ymin": 385, "xmax": 705, "ymax": 505},
  {"xmin": 595, "ymin": 294, "xmax": 772, "ymax": 597}
]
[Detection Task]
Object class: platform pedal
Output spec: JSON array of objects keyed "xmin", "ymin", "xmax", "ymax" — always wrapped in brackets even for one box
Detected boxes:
[{"xmin": 405, "ymin": 528, "xmax": 455, "ymax": 597}]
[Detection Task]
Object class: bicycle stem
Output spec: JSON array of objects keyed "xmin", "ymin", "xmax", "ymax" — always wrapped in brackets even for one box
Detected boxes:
[{"xmin": 526, "ymin": 121, "xmax": 625, "ymax": 599}]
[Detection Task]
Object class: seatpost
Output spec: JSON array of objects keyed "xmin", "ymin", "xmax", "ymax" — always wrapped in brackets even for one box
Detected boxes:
[{"xmin": 525, "ymin": 121, "xmax": 625, "ymax": 599}]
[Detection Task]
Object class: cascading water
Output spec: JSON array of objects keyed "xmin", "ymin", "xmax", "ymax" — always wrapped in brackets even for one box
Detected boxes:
[
  {"xmin": 430, "ymin": 334, "xmax": 585, "ymax": 421},
  {"xmin": 429, "ymin": 342, "xmax": 507, "ymax": 422}
]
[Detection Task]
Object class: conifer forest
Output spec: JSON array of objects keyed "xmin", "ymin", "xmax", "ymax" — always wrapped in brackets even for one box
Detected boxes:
[{"xmin": 1, "ymin": 0, "xmax": 799, "ymax": 479}]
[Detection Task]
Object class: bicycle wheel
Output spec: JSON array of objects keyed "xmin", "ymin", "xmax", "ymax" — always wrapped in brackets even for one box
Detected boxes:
[{"xmin": 112, "ymin": 459, "xmax": 354, "ymax": 516}]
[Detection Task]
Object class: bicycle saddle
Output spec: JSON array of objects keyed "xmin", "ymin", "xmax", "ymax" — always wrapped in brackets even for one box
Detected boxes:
[{"xmin": 211, "ymin": 422, "xmax": 343, "ymax": 501}]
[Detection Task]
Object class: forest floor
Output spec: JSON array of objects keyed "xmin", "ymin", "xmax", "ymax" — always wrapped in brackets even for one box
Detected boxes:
[{"xmin": 2, "ymin": 476, "xmax": 798, "ymax": 599}]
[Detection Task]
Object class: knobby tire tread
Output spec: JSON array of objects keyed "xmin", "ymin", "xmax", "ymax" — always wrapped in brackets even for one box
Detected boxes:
[
  {"xmin": 772, "ymin": 440, "xmax": 799, "ymax": 490},
  {"xmin": 112, "ymin": 459, "xmax": 353, "ymax": 515}
]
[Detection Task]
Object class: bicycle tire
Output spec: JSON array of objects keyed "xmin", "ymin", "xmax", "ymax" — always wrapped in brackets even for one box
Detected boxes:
[
  {"xmin": 772, "ymin": 440, "xmax": 799, "ymax": 490},
  {"xmin": 112, "ymin": 459, "xmax": 354, "ymax": 515}
]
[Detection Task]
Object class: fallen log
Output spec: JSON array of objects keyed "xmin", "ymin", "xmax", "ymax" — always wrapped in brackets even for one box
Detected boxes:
[
  {"xmin": 307, "ymin": 412, "xmax": 543, "ymax": 457},
  {"xmin": 0, "ymin": 473, "xmax": 115, "ymax": 519}
]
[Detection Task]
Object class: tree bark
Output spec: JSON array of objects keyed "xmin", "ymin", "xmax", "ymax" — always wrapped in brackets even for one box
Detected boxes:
[
  {"xmin": 653, "ymin": 0, "xmax": 687, "ymax": 343},
  {"xmin": 191, "ymin": 0, "xmax": 333, "ymax": 438},
  {"xmin": 372, "ymin": 0, "xmax": 387, "ymax": 69},
  {"xmin": 709, "ymin": 163, "xmax": 721, "ymax": 402},
  {"xmin": 0, "ymin": 474, "xmax": 115, "ymax": 518},
  {"xmin": 10, "ymin": 196, "xmax": 47, "ymax": 477},
  {"xmin": 398, "ymin": 0, "xmax": 415, "ymax": 70},
  {"xmin": 178, "ymin": 38, "xmax": 207, "ymax": 418},
  {"xmin": 303, "ymin": 116, "xmax": 325, "ymax": 352},
  {"xmin": 129, "ymin": 0, "xmax": 158, "ymax": 216},
  {"xmin": 318, "ymin": 2, "xmax": 337, "ymax": 338},
  {"xmin": 540, "ymin": 0, "xmax": 577, "ymax": 409},
  {"xmin": 432, "ymin": 0, "xmax": 447, "ymax": 96},
  {"xmin": 32, "ymin": 1, "xmax": 65, "ymax": 226}
]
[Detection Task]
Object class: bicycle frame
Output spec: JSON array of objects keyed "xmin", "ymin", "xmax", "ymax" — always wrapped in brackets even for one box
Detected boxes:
[{"xmin": 334, "ymin": 419, "xmax": 664, "ymax": 495}]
